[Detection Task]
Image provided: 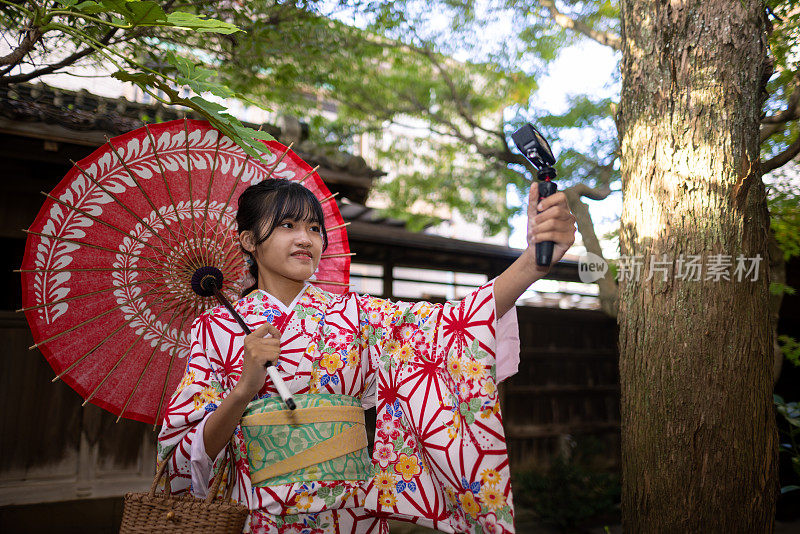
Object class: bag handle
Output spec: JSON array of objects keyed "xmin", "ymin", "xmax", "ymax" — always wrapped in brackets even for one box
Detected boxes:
[{"xmin": 150, "ymin": 440, "xmax": 237, "ymax": 502}]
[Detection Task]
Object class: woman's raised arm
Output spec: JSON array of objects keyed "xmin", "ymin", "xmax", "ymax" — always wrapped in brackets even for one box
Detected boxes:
[{"xmin": 494, "ymin": 186, "xmax": 577, "ymax": 317}]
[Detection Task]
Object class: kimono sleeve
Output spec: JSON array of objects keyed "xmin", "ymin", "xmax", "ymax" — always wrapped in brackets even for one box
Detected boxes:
[
  {"xmin": 360, "ymin": 279, "xmax": 516, "ymax": 534},
  {"xmin": 156, "ymin": 314, "xmax": 250, "ymax": 504}
]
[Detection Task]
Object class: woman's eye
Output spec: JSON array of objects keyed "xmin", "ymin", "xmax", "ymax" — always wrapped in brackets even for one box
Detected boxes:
[
  {"xmin": 280, "ymin": 221, "xmax": 293, "ymax": 229},
  {"xmin": 311, "ymin": 225, "xmax": 321, "ymax": 233}
]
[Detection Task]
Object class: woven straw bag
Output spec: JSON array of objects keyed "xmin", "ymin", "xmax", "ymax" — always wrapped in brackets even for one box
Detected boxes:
[{"xmin": 120, "ymin": 443, "xmax": 249, "ymax": 533}]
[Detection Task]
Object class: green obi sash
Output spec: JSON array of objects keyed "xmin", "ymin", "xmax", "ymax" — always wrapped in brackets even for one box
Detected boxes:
[{"xmin": 241, "ymin": 394, "xmax": 371, "ymax": 487}]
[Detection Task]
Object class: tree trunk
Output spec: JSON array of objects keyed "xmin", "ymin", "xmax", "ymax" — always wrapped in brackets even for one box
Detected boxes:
[{"xmin": 617, "ymin": 1, "xmax": 778, "ymax": 532}]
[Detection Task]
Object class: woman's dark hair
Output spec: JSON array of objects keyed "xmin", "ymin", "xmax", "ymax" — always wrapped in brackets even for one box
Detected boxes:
[{"xmin": 237, "ymin": 178, "xmax": 328, "ymax": 297}]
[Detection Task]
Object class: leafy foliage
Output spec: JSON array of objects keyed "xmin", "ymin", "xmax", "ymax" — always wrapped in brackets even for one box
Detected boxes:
[
  {"xmin": 146, "ymin": 1, "xmax": 549, "ymax": 232},
  {"xmin": 779, "ymin": 335, "xmax": 800, "ymax": 367},
  {"xmin": 766, "ymin": 170, "xmax": 800, "ymax": 369},
  {"xmin": 513, "ymin": 437, "xmax": 620, "ymax": 530},
  {"xmin": 110, "ymin": 68, "xmax": 272, "ymax": 157},
  {"xmin": 774, "ymin": 394, "xmax": 800, "ymax": 495},
  {"xmin": 1, "ymin": 0, "xmax": 272, "ymax": 156},
  {"xmin": 768, "ymin": 172, "xmax": 800, "ymax": 262},
  {"xmin": 2, "ymin": 1, "xmax": 798, "ymax": 237}
]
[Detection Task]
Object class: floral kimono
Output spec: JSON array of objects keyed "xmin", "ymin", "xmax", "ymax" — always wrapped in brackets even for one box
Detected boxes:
[{"xmin": 157, "ymin": 280, "xmax": 519, "ymax": 533}]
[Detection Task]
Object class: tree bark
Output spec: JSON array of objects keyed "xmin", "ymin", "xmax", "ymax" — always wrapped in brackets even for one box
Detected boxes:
[{"xmin": 617, "ymin": 1, "xmax": 778, "ymax": 532}]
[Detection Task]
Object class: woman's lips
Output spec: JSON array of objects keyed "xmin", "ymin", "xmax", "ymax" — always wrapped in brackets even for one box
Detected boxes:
[{"xmin": 291, "ymin": 251, "xmax": 312, "ymax": 259}]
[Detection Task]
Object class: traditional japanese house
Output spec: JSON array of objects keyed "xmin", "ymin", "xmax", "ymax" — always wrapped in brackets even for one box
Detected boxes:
[{"xmin": 0, "ymin": 83, "xmax": 620, "ymax": 531}]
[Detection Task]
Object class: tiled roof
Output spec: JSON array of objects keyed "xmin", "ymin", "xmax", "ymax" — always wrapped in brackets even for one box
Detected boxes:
[{"xmin": 0, "ymin": 82, "xmax": 382, "ymax": 203}]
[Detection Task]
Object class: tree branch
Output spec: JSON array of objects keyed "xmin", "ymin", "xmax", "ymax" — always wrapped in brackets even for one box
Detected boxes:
[
  {"xmin": 759, "ymin": 121, "xmax": 785, "ymax": 143},
  {"xmin": 367, "ymin": 33, "xmax": 510, "ymax": 146},
  {"xmin": 762, "ymin": 134, "xmax": 800, "ymax": 174},
  {"xmin": 0, "ymin": 27, "xmax": 43, "ymax": 67},
  {"xmin": 568, "ymin": 182, "xmax": 613, "ymax": 201},
  {"xmin": 563, "ymin": 183, "xmax": 618, "ymax": 318},
  {"xmin": 759, "ymin": 72, "xmax": 800, "ymax": 143},
  {"xmin": 0, "ymin": 0, "xmax": 181, "ymax": 85},
  {"xmin": 539, "ymin": 0, "xmax": 621, "ymax": 50},
  {"xmin": 0, "ymin": 27, "xmax": 122, "ymax": 85},
  {"xmin": 413, "ymin": 44, "xmax": 506, "ymax": 142}
]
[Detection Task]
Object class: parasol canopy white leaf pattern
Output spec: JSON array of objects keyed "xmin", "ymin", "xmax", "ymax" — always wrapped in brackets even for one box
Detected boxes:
[{"xmin": 20, "ymin": 119, "xmax": 350, "ymax": 425}]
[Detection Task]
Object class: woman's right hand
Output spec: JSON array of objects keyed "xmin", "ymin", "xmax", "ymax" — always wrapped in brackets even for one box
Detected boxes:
[{"xmin": 235, "ymin": 322, "xmax": 282, "ymax": 399}]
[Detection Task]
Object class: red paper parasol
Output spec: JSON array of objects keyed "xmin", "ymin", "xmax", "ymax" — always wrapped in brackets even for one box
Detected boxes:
[{"xmin": 20, "ymin": 119, "xmax": 351, "ymax": 425}]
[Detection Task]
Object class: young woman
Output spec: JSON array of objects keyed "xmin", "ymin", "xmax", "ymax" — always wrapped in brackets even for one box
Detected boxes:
[{"xmin": 158, "ymin": 178, "xmax": 576, "ymax": 533}]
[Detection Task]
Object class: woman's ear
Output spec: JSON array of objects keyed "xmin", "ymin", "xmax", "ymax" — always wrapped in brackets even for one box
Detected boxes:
[{"xmin": 239, "ymin": 231, "xmax": 256, "ymax": 253}]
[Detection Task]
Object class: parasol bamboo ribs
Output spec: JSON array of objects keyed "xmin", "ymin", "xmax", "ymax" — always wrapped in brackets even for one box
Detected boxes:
[
  {"xmin": 104, "ymin": 137, "xmax": 183, "ymax": 246},
  {"xmin": 116, "ymin": 305, "xmax": 188, "ymax": 423},
  {"xmin": 298, "ymin": 165, "xmax": 320, "ymax": 183},
  {"xmin": 82, "ymin": 299, "xmax": 186, "ymax": 407},
  {"xmin": 33, "ymin": 285, "xmax": 170, "ymax": 352},
  {"xmin": 141, "ymin": 125, "xmax": 196, "ymax": 251},
  {"xmin": 70, "ymin": 160, "xmax": 180, "ymax": 255}
]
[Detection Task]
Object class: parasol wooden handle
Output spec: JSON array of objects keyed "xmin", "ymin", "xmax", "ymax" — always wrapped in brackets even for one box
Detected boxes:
[{"xmin": 191, "ymin": 267, "xmax": 297, "ymax": 411}]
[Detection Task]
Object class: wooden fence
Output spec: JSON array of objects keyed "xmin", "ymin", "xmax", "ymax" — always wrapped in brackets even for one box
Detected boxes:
[
  {"xmin": 0, "ymin": 303, "xmax": 621, "ymax": 508},
  {"xmin": 0, "ymin": 312, "xmax": 155, "ymax": 507},
  {"xmin": 502, "ymin": 306, "xmax": 620, "ymax": 472}
]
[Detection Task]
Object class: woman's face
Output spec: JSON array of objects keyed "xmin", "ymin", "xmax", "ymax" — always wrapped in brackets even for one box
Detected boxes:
[{"xmin": 242, "ymin": 216, "xmax": 324, "ymax": 285}]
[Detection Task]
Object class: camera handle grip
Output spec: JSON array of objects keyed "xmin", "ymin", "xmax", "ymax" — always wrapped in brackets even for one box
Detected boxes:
[{"xmin": 536, "ymin": 179, "xmax": 558, "ymax": 267}]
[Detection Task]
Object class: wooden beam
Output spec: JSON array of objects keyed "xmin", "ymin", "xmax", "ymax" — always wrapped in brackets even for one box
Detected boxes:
[
  {"xmin": 347, "ymin": 220, "xmax": 581, "ymax": 282},
  {"xmin": 519, "ymin": 348, "xmax": 618, "ymax": 359},
  {"xmin": 0, "ymin": 119, "xmax": 108, "ymax": 147},
  {"xmin": 504, "ymin": 384, "xmax": 620, "ymax": 394},
  {"xmin": 505, "ymin": 421, "xmax": 620, "ymax": 439}
]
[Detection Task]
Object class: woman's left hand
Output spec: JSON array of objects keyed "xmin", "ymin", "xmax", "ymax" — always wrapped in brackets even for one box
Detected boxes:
[
  {"xmin": 493, "ymin": 184, "xmax": 577, "ymax": 316},
  {"xmin": 526, "ymin": 186, "xmax": 577, "ymax": 271}
]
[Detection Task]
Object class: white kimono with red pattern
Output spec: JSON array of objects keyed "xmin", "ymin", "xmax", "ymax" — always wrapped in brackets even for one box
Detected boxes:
[{"xmin": 158, "ymin": 280, "xmax": 519, "ymax": 533}]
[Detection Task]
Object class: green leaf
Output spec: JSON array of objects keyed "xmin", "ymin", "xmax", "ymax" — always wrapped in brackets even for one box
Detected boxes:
[
  {"xmin": 167, "ymin": 53, "xmax": 236, "ymax": 100},
  {"xmin": 65, "ymin": 1, "xmax": 239, "ymax": 34},
  {"xmin": 166, "ymin": 12, "xmax": 241, "ymax": 34},
  {"xmin": 110, "ymin": 69, "xmax": 159, "ymax": 87},
  {"xmin": 186, "ymin": 96, "xmax": 273, "ymax": 157},
  {"xmin": 770, "ymin": 282, "xmax": 796, "ymax": 296},
  {"xmin": 90, "ymin": 0, "xmax": 165, "ymax": 25},
  {"xmin": 120, "ymin": 1, "xmax": 166, "ymax": 25},
  {"xmin": 468, "ymin": 397, "xmax": 481, "ymax": 412},
  {"xmin": 110, "ymin": 70, "xmax": 273, "ymax": 159},
  {"xmin": 778, "ymin": 335, "xmax": 800, "ymax": 367},
  {"xmin": 72, "ymin": 2, "xmax": 109, "ymax": 15}
]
